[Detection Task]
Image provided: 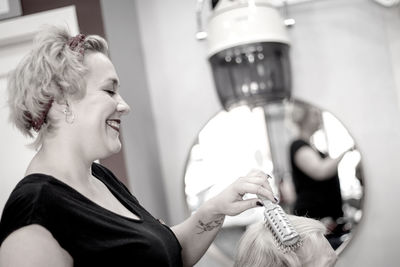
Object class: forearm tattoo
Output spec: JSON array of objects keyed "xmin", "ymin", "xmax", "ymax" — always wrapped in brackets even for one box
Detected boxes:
[{"xmin": 196, "ymin": 217, "xmax": 224, "ymax": 234}]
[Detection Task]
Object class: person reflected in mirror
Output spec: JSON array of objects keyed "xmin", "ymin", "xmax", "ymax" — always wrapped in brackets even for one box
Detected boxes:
[
  {"xmin": 234, "ymin": 214, "xmax": 337, "ymax": 267},
  {"xmin": 0, "ymin": 26, "xmax": 277, "ymax": 267},
  {"xmin": 289, "ymin": 106, "xmax": 352, "ymax": 249}
]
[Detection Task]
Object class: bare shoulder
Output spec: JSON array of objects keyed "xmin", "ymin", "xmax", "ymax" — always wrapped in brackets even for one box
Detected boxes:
[
  {"xmin": 0, "ymin": 224, "xmax": 72, "ymax": 267},
  {"xmin": 295, "ymin": 145, "xmax": 320, "ymax": 164}
]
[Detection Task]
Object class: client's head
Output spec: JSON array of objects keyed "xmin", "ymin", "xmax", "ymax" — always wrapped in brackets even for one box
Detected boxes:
[{"xmin": 234, "ymin": 215, "xmax": 337, "ymax": 267}]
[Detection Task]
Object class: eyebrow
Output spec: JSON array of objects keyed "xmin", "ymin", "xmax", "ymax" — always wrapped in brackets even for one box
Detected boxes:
[{"xmin": 103, "ymin": 78, "xmax": 120, "ymax": 90}]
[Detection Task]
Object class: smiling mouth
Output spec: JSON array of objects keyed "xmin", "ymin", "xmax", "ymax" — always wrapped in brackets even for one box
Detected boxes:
[{"xmin": 106, "ymin": 119, "xmax": 121, "ymax": 132}]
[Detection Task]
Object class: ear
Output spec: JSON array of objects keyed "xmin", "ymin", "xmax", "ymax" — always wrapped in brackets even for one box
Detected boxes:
[
  {"xmin": 47, "ymin": 99, "xmax": 68, "ymax": 120},
  {"xmin": 56, "ymin": 95, "xmax": 75, "ymax": 108}
]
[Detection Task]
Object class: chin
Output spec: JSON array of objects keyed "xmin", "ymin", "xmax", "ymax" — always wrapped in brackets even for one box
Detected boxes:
[
  {"xmin": 109, "ymin": 142, "xmax": 122, "ymax": 155},
  {"xmin": 99, "ymin": 142, "xmax": 122, "ymax": 159}
]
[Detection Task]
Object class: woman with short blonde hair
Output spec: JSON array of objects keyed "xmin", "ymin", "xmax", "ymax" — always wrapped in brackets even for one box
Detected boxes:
[
  {"xmin": 8, "ymin": 26, "xmax": 108, "ymax": 149},
  {"xmin": 234, "ymin": 215, "xmax": 338, "ymax": 267}
]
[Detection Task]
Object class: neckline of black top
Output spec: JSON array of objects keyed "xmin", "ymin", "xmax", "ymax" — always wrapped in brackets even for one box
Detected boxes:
[{"xmin": 22, "ymin": 170, "xmax": 144, "ymax": 223}]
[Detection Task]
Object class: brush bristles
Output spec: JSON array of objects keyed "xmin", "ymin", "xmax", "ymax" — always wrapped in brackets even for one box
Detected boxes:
[{"xmin": 263, "ymin": 203, "xmax": 302, "ymax": 253}]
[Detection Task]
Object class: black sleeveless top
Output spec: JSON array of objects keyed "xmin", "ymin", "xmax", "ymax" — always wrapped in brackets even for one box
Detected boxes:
[
  {"xmin": 289, "ymin": 139, "xmax": 343, "ymax": 220},
  {"xmin": 0, "ymin": 163, "xmax": 183, "ymax": 267}
]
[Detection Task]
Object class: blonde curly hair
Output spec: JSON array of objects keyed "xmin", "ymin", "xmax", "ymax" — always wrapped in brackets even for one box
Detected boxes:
[{"xmin": 7, "ymin": 25, "xmax": 109, "ymax": 149}]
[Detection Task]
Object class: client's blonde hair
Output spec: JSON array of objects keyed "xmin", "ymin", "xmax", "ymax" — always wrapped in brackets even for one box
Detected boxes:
[{"xmin": 234, "ymin": 215, "xmax": 337, "ymax": 267}]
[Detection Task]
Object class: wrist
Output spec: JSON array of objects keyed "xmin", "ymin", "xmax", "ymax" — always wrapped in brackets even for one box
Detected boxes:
[
  {"xmin": 199, "ymin": 198, "xmax": 225, "ymax": 220},
  {"xmin": 189, "ymin": 198, "xmax": 225, "ymax": 235}
]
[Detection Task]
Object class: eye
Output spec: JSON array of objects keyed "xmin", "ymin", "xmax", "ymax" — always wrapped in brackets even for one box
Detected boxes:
[{"xmin": 103, "ymin": 89, "xmax": 116, "ymax": 96}]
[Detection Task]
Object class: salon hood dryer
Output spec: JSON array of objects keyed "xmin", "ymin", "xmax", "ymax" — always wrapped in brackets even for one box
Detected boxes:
[{"xmin": 197, "ymin": 0, "xmax": 292, "ymax": 110}]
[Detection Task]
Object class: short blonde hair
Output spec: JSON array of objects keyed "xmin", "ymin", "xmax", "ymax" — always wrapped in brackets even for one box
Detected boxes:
[
  {"xmin": 7, "ymin": 25, "xmax": 109, "ymax": 149},
  {"xmin": 234, "ymin": 215, "xmax": 337, "ymax": 267}
]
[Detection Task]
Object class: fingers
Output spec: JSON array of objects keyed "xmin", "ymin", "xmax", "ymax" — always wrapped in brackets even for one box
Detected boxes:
[
  {"xmin": 211, "ymin": 170, "xmax": 277, "ymax": 217},
  {"xmin": 242, "ymin": 171, "xmax": 273, "ymax": 191},
  {"xmin": 238, "ymin": 182, "xmax": 275, "ymax": 202},
  {"xmin": 228, "ymin": 196, "xmax": 280, "ymax": 217},
  {"xmin": 248, "ymin": 177, "xmax": 272, "ymax": 191},
  {"xmin": 239, "ymin": 170, "xmax": 277, "ymax": 203},
  {"xmin": 231, "ymin": 198, "xmax": 265, "ymax": 215},
  {"xmin": 246, "ymin": 169, "xmax": 272, "ymax": 180}
]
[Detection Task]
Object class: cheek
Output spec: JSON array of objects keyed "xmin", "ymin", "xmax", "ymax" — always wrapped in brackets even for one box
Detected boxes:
[
  {"xmin": 102, "ymin": 98, "xmax": 117, "ymax": 115},
  {"xmin": 73, "ymin": 96, "xmax": 116, "ymax": 134},
  {"xmin": 83, "ymin": 98, "xmax": 115, "ymax": 118}
]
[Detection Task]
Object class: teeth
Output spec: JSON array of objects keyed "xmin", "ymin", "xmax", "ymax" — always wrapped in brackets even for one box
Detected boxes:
[{"xmin": 106, "ymin": 120, "xmax": 120, "ymax": 129}]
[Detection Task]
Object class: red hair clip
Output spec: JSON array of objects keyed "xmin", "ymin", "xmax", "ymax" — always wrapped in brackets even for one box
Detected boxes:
[
  {"xmin": 68, "ymin": 33, "xmax": 86, "ymax": 56},
  {"xmin": 25, "ymin": 98, "xmax": 54, "ymax": 132}
]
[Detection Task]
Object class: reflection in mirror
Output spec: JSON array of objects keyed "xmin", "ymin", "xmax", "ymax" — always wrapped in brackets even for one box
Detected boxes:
[{"xmin": 184, "ymin": 99, "xmax": 363, "ymax": 263}]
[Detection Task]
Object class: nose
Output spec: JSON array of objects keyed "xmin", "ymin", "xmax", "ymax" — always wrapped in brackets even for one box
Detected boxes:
[{"xmin": 116, "ymin": 95, "xmax": 131, "ymax": 115}]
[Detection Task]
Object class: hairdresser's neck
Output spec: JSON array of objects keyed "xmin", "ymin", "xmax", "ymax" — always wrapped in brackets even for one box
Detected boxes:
[{"xmin": 26, "ymin": 139, "xmax": 95, "ymax": 186}]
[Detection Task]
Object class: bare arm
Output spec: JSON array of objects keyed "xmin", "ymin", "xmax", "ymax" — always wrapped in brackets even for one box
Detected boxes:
[
  {"xmin": 171, "ymin": 200, "xmax": 226, "ymax": 267},
  {"xmin": 172, "ymin": 170, "xmax": 276, "ymax": 267},
  {"xmin": 0, "ymin": 224, "xmax": 72, "ymax": 267},
  {"xmin": 294, "ymin": 146, "xmax": 348, "ymax": 181}
]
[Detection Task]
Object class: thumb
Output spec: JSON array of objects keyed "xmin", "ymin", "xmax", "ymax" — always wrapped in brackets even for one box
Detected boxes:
[{"xmin": 232, "ymin": 198, "xmax": 263, "ymax": 215}]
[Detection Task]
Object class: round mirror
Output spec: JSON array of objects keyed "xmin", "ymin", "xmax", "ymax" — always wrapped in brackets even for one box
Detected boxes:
[{"xmin": 184, "ymin": 99, "xmax": 363, "ymax": 263}]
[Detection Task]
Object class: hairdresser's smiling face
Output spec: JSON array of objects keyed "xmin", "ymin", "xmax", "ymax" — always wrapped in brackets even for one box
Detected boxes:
[{"xmin": 69, "ymin": 52, "xmax": 130, "ymax": 161}]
